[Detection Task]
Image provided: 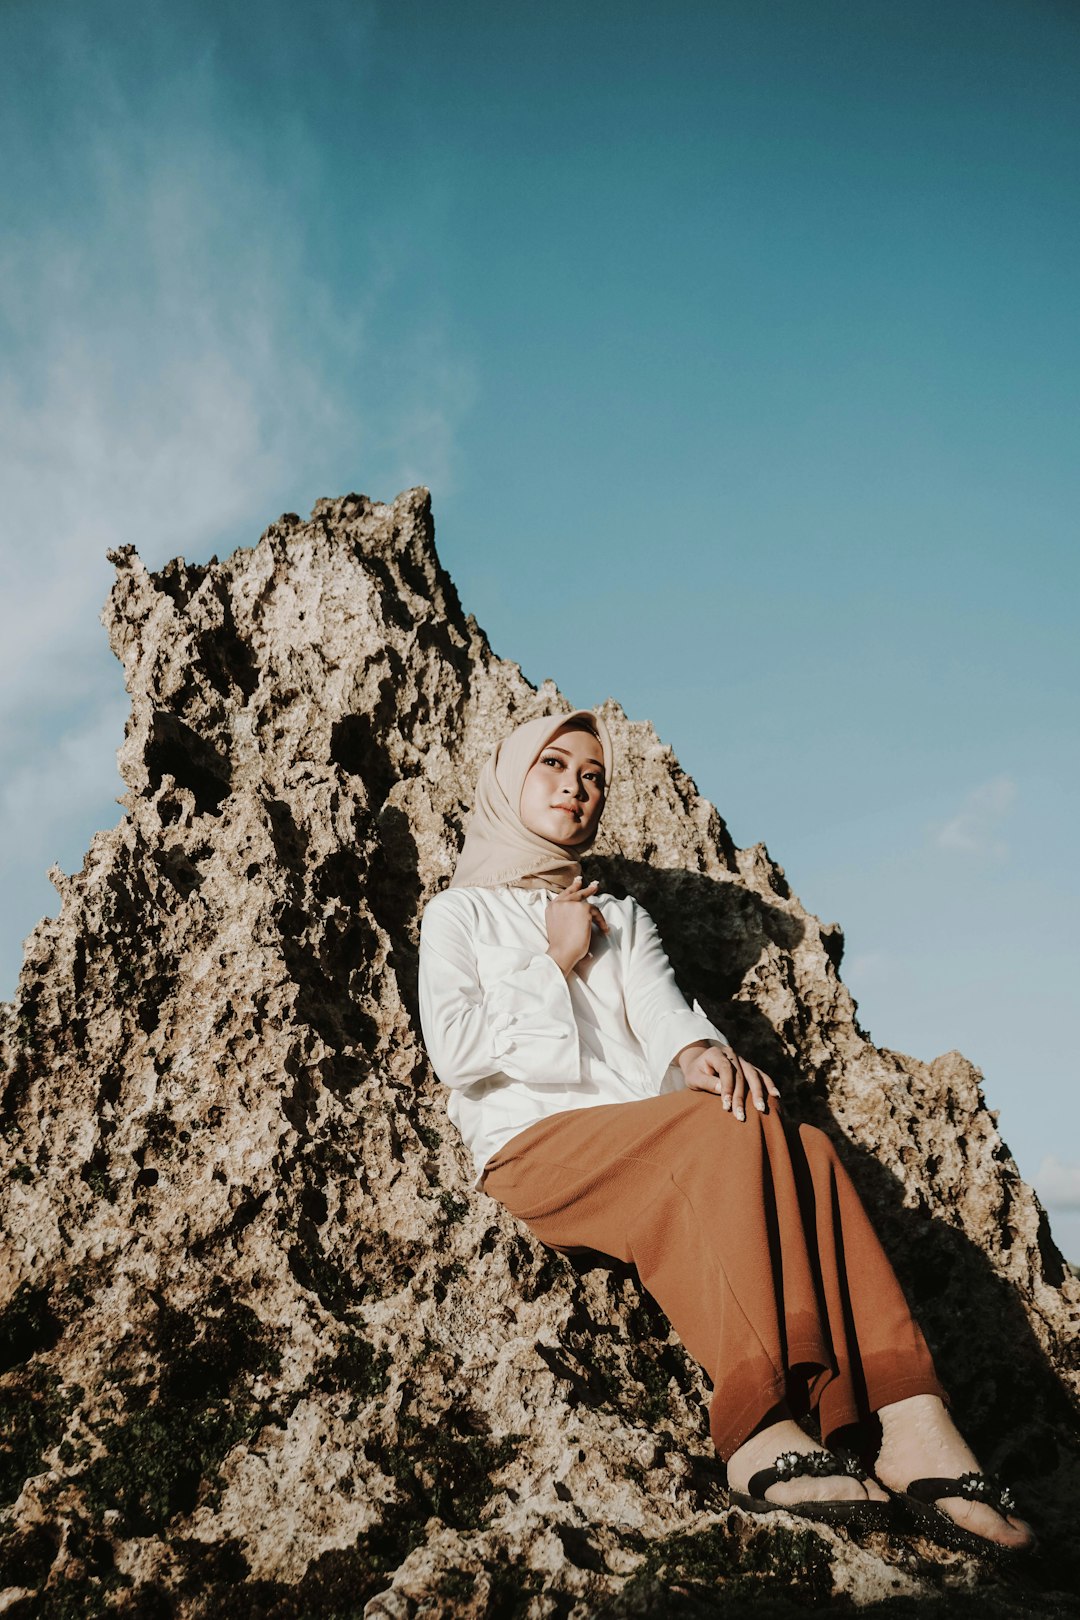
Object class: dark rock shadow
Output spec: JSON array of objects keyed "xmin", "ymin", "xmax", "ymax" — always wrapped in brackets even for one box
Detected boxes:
[
  {"xmin": 589, "ymin": 857, "xmax": 806, "ymax": 1081},
  {"xmin": 369, "ymin": 803, "xmax": 423, "ymax": 1027},
  {"xmin": 264, "ymin": 795, "xmax": 380, "ymax": 1087},
  {"xmin": 145, "ymin": 711, "xmax": 231, "ymax": 815}
]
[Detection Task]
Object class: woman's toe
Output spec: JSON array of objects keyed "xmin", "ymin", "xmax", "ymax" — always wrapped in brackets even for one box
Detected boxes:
[
  {"xmin": 1003, "ymin": 1514, "xmax": 1037, "ymax": 1550},
  {"xmin": 945, "ymin": 1497, "xmax": 1035, "ymax": 1549}
]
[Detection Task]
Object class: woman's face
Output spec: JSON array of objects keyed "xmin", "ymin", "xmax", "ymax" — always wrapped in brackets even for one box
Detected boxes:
[{"xmin": 518, "ymin": 723, "xmax": 607, "ymax": 846}]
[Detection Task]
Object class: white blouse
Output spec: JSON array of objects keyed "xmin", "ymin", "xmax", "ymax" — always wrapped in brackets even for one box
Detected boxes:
[{"xmin": 417, "ymin": 884, "xmax": 730, "ymax": 1190}]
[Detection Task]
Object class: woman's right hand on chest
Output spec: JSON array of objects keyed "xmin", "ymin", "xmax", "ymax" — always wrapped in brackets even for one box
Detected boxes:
[{"xmin": 545, "ymin": 877, "xmax": 610, "ymax": 975}]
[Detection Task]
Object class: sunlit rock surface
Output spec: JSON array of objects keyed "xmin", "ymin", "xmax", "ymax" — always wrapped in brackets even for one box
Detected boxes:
[{"xmin": 2, "ymin": 487, "xmax": 1077, "ymax": 1616}]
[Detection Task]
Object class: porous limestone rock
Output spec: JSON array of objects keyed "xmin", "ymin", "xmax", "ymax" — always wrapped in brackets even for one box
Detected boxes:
[{"xmin": 1, "ymin": 487, "xmax": 1077, "ymax": 1617}]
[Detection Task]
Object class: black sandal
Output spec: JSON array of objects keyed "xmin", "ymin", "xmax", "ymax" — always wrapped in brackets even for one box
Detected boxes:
[
  {"xmin": 728, "ymin": 1448, "xmax": 894, "ymax": 1530},
  {"xmin": 890, "ymin": 1471, "xmax": 1036, "ymax": 1557}
]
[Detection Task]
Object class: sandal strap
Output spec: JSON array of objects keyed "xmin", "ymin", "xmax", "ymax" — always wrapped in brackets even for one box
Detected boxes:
[
  {"xmin": 905, "ymin": 1472, "xmax": 1017, "ymax": 1514},
  {"xmin": 747, "ymin": 1448, "xmax": 867, "ymax": 1502}
]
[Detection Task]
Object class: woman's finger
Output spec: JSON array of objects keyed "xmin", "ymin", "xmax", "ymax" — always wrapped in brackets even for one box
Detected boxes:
[
  {"xmin": 556, "ymin": 877, "xmax": 592, "ymax": 904},
  {"xmin": 746, "ymin": 1067, "xmax": 769, "ymax": 1114},
  {"xmin": 744, "ymin": 1061, "xmax": 783, "ymax": 1104},
  {"xmin": 716, "ymin": 1052, "xmax": 737, "ymax": 1111},
  {"xmin": 731, "ymin": 1058, "xmax": 749, "ymax": 1121}
]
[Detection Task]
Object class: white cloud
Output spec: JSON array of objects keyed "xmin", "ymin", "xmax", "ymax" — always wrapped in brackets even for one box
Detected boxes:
[
  {"xmin": 931, "ymin": 775, "xmax": 1016, "ymax": 859},
  {"xmin": 0, "ymin": 7, "xmax": 473, "ymax": 737},
  {"xmin": 1034, "ymin": 1154, "xmax": 1080, "ymax": 1211},
  {"xmin": 0, "ymin": 138, "xmax": 353, "ymax": 733},
  {"xmin": 0, "ymin": 9, "xmax": 474, "ymax": 994}
]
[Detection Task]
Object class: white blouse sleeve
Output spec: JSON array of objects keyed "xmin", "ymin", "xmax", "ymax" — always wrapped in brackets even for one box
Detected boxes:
[
  {"xmin": 418, "ymin": 895, "xmax": 583, "ymax": 1091},
  {"xmin": 622, "ymin": 898, "xmax": 729, "ymax": 1085}
]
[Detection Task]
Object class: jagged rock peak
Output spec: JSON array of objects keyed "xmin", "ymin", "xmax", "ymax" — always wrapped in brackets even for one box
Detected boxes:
[{"xmin": 1, "ymin": 488, "xmax": 1077, "ymax": 1616}]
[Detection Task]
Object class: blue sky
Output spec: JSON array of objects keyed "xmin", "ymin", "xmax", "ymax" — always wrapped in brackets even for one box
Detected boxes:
[{"xmin": 2, "ymin": 0, "xmax": 1077, "ymax": 1255}]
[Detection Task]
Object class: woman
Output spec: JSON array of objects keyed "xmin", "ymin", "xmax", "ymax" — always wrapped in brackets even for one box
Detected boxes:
[{"xmin": 417, "ymin": 709, "xmax": 1034, "ymax": 1552}]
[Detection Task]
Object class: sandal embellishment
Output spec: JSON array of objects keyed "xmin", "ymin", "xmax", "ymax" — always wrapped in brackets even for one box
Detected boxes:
[
  {"xmin": 770, "ymin": 1449, "xmax": 867, "ymax": 1484},
  {"xmin": 953, "ymin": 1472, "xmax": 1016, "ymax": 1513},
  {"xmin": 907, "ymin": 1470, "xmax": 1017, "ymax": 1515}
]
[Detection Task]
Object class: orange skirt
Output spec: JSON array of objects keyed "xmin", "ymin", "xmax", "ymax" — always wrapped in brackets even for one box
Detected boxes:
[{"xmin": 482, "ymin": 1088, "xmax": 947, "ymax": 1459}]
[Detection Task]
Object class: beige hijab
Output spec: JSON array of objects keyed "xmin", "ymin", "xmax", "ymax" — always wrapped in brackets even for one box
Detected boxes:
[{"xmin": 448, "ymin": 709, "xmax": 614, "ymax": 894}]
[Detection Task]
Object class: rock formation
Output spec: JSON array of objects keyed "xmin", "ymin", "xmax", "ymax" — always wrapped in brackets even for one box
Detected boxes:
[{"xmin": 1, "ymin": 487, "xmax": 1077, "ymax": 1618}]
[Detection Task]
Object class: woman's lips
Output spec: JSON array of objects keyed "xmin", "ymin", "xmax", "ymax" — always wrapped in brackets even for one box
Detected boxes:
[{"xmin": 553, "ymin": 806, "xmax": 581, "ymax": 820}]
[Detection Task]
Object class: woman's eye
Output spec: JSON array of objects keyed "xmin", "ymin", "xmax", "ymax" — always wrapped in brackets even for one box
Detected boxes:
[{"xmin": 540, "ymin": 756, "xmax": 603, "ymax": 787}]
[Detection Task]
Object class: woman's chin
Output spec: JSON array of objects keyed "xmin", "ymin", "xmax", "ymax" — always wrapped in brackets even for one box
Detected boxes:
[{"xmin": 523, "ymin": 810, "xmax": 594, "ymax": 845}]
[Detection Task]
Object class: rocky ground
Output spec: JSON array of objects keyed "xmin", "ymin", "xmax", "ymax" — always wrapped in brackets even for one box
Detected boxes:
[{"xmin": 1, "ymin": 487, "xmax": 1077, "ymax": 1616}]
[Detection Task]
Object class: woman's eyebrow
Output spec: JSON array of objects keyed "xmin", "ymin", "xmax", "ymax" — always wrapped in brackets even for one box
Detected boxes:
[{"xmin": 545, "ymin": 746, "xmax": 605, "ymax": 771}]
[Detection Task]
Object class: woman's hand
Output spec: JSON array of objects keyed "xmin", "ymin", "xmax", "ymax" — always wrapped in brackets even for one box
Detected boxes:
[
  {"xmin": 683, "ymin": 1045, "xmax": 782, "ymax": 1121},
  {"xmin": 545, "ymin": 876, "xmax": 610, "ymax": 974}
]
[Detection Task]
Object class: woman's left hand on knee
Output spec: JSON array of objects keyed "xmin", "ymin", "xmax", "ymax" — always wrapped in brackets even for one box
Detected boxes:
[{"xmin": 685, "ymin": 1048, "xmax": 782, "ymax": 1121}]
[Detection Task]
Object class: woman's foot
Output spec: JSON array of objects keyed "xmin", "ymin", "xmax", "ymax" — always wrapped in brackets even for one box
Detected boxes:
[
  {"xmin": 875, "ymin": 1394, "xmax": 1035, "ymax": 1551},
  {"xmin": 728, "ymin": 1416, "xmax": 890, "ymax": 1507}
]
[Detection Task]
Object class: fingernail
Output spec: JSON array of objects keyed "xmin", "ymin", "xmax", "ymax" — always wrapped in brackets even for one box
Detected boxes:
[
  {"xmin": 736, "ymin": 1109, "xmax": 745, "ymax": 1121},
  {"xmin": 722, "ymin": 1097, "xmax": 731, "ymax": 1110},
  {"xmin": 755, "ymin": 1099, "xmax": 765, "ymax": 1112}
]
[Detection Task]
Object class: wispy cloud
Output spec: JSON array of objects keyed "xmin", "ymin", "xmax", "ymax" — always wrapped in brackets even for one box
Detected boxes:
[
  {"xmin": 1035, "ymin": 1155, "xmax": 1080, "ymax": 1211},
  {"xmin": 0, "ymin": 4, "xmax": 473, "ymax": 996},
  {"xmin": 0, "ymin": 54, "xmax": 355, "ymax": 990},
  {"xmin": 930, "ymin": 775, "xmax": 1016, "ymax": 859},
  {"xmin": 0, "ymin": 121, "xmax": 357, "ymax": 748}
]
